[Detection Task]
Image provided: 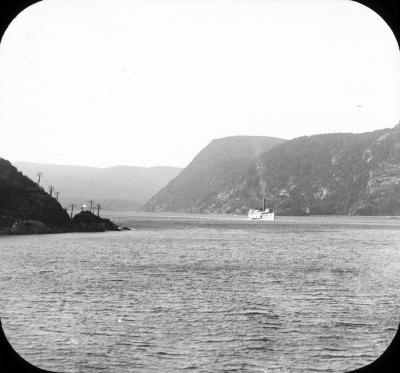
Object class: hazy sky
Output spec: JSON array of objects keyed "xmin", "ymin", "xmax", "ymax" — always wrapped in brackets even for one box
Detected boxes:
[{"xmin": 0, "ymin": 0, "xmax": 399, "ymax": 168}]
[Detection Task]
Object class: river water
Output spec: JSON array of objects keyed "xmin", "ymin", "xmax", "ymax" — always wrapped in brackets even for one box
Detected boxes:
[{"xmin": 1, "ymin": 213, "xmax": 400, "ymax": 372}]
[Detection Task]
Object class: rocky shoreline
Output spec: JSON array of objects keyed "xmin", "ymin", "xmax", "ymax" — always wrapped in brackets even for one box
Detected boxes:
[
  {"xmin": 0, "ymin": 158, "xmax": 133, "ymax": 236},
  {"xmin": 0, "ymin": 211, "xmax": 130, "ymax": 236}
]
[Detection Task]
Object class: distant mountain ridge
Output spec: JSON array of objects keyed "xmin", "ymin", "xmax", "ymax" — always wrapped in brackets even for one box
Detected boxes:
[
  {"xmin": 143, "ymin": 125, "xmax": 400, "ymax": 216},
  {"xmin": 143, "ymin": 136, "xmax": 286, "ymax": 212},
  {"xmin": 14, "ymin": 162, "xmax": 182, "ymax": 210}
]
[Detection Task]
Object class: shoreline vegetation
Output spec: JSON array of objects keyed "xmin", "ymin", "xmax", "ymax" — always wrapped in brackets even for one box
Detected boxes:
[
  {"xmin": 0, "ymin": 158, "xmax": 126, "ymax": 236},
  {"xmin": 0, "ymin": 210, "xmax": 129, "ymax": 236}
]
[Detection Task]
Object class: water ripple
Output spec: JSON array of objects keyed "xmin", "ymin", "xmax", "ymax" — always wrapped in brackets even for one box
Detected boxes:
[{"xmin": 1, "ymin": 214, "xmax": 400, "ymax": 372}]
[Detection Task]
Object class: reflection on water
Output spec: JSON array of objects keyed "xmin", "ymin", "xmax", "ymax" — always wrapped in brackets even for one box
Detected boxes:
[{"xmin": 1, "ymin": 213, "xmax": 400, "ymax": 372}]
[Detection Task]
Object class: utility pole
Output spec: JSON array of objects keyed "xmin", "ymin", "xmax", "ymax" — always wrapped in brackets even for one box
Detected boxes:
[
  {"xmin": 48, "ymin": 185, "xmax": 54, "ymax": 197},
  {"xmin": 88, "ymin": 200, "xmax": 94, "ymax": 213},
  {"xmin": 55, "ymin": 191, "xmax": 59, "ymax": 201},
  {"xmin": 36, "ymin": 172, "xmax": 43, "ymax": 186},
  {"xmin": 69, "ymin": 204, "xmax": 75, "ymax": 219},
  {"xmin": 96, "ymin": 203, "xmax": 102, "ymax": 217}
]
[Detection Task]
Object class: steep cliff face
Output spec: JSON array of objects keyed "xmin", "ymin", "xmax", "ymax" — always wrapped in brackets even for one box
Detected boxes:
[
  {"xmin": 213, "ymin": 126, "xmax": 400, "ymax": 215},
  {"xmin": 224, "ymin": 128, "xmax": 389, "ymax": 215},
  {"xmin": 0, "ymin": 158, "xmax": 70, "ymax": 227},
  {"xmin": 142, "ymin": 136, "xmax": 285, "ymax": 212},
  {"xmin": 142, "ymin": 125, "xmax": 400, "ymax": 216}
]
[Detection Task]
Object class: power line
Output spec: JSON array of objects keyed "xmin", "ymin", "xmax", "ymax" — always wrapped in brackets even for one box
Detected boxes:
[
  {"xmin": 36, "ymin": 172, "xmax": 43, "ymax": 186},
  {"xmin": 68, "ymin": 204, "xmax": 76, "ymax": 219}
]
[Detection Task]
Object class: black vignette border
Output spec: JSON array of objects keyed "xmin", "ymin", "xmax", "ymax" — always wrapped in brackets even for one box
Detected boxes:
[
  {"xmin": 0, "ymin": 1, "xmax": 59, "ymax": 372},
  {"xmin": 346, "ymin": 0, "xmax": 400, "ymax": 371},
  {"xmin": 0, "ymin": 0, "xmax": 399, "ymax": 372}
]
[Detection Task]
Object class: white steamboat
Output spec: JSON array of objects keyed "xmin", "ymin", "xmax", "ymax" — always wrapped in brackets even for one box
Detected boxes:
[{"xmin": 248, "ymin": 195, "xmax": 275, "ymax": 221}]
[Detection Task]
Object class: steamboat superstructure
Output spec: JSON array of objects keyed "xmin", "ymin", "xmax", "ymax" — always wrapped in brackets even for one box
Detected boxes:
[{"xmin": 248, "ymin": 192, "xmax": 275, "ymax": 221}]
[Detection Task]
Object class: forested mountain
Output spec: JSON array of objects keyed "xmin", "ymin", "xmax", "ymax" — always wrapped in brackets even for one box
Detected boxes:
[
  {"xmin": 142, "ymin": 136, "xmax": 285, "ymax": 212},
  {"xmin": 0, "ymin": 158, "xmax": 70, "ymax": 227},
  {"xmin": 0, "ymin": 158, "xmax": 122, "ymax": 234},
  {"xmin": 143, "ymin": 125, "xmax": 400, "ymax": 216}
]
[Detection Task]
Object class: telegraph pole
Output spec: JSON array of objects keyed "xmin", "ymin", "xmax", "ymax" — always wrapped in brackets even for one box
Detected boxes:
[
  {"xmin": 88, "ymin": 200, "xmax": 94, "ymax": 213},
  {"xmin": 96, "ymin": 203, "xmax": 102, "ymax": 217},
  {"xmin": 36, "ymin": 172, "xmax": 43, "ymax": 186},
  {"xmin": 55, "ymin": 191, "xmax": 59, "ymax": 201},
  {"xmin": 69, "ymin": 204, "xmax": 76, "ymax": 219},
  {"xmin": 48, "ymin": 185, "xmax": 54, "ymax": 197}
]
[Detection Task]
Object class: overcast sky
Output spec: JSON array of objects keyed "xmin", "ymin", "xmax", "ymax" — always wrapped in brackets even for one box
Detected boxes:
[{"xmin": 0, "ymin": 0, "xmax": 399, "ymax": 168}]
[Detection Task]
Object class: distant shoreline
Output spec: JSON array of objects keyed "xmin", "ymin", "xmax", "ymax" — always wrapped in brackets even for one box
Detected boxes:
[
  {"xmin": 103, "ymin": 210, "xmax": 400, "ymax": 219},
  {"xmin": 2, "ymin": 212, "xmax": 399, "ymax": 237},
  {"xmin": 101, "ymin": 211, "xmax": 400, "ymax": 229}
]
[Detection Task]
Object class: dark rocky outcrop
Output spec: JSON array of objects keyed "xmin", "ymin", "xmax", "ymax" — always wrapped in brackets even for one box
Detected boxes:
[
  {"xmin": 0, "ymin": 158, "xmax": 71, "ymax": 228},
  {"xmin": 71, "ymin": 211, "xmax": 120, "ymax": 232},
  {"xmin": 0, "ymin": 158, "xmax": 120, "ymax": 235},
  {"xmin": 9, "ymin": 220, "xmax": 60, "ymax": 235}
]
